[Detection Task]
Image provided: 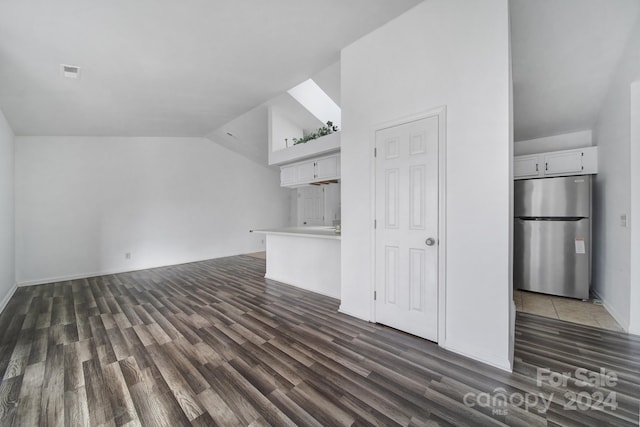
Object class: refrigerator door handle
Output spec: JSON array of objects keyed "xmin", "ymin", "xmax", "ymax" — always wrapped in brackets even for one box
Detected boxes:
[{"xmin": 517, "ymin": 216, "xmax": 586, "ymax": 221}]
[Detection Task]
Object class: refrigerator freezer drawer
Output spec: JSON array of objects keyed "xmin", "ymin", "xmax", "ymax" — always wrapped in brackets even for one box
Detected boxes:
[
  {"xmin": 514, "ymin": 218, "xmax": 590, "ymax": 299},
  {"xmin": 514, "ymin": 176, "xmax": 590, "ymax": 218}
]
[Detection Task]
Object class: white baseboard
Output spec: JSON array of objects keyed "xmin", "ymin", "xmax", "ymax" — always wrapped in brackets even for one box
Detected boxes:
[
  {"xmin": 264, "ymin": 274, "xmax": 340, "ymax": 299},
  {"xmin": 17, "ymin": 268, "xmax": 140, "ymax": 287},
  {"xmin": 338, "ymin": 305, "xmax": 370, "ymax": 322},
  {"xmin": 441, "ymin": 342, "xmax": 513, "ymax": 373},
  {"xmin": 509, "ymin": 300, "xmax": 516, "ymax": 367},
  {"xmin": 16, "ymin": 252, "xmax": 251, "ymax": 287},
  {"xmin": 0, "ymin": 283, "xmax": 17, "ymax": 315},
  {"xmin": 591, "ymin": 289, "xmax": 629, "ymax": 332}
]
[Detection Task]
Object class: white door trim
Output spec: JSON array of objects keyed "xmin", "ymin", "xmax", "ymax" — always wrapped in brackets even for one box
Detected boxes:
[{"xmin": 370, "ymin": 106, "xmax": 447, "ymax": 344}]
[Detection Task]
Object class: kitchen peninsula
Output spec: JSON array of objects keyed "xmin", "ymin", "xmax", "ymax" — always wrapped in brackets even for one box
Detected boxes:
[{"xmin": 250, "ymin": 226, "xmax": 341, "ymax": 298}]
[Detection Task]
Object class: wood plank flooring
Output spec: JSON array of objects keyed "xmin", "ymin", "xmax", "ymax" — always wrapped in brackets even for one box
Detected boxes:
[{"xmin": 0, "ymin": 255, "xmax": 638, "ymax": 426}]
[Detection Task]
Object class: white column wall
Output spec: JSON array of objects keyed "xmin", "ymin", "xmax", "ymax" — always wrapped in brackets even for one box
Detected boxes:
[
  {"xmin": 592, "ymin": 17, "xmax": 640, "ymax": 331},
  {"xmin": 0, "ymin": 110, "xmax": 15, "ymax": 311},
  {"xmin": 630, "ymin": 81, "xmax": 640, "ymax": 335},
  {"xmin": 340, "ymin": 0, "xmax": 512, "ymax": 370}
]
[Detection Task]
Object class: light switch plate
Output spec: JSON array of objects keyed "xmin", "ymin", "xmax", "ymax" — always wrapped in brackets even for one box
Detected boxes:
[{"xmin": 620, "ymin": 214, "xmax": 628, "ymax": 228}]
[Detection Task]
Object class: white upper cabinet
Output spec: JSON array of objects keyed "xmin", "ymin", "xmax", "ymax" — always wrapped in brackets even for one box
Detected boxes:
[
  {"xmin": 543, "ymin": 150, "xmax": 584, "ymax": 175},
  {"xmin": 280, "ymin": 164, "xmax": 298, "ymax": 186},
  {"xmin": 296, "ymin": 161, "xmax": 316, "ymax": 183},
  {"xmin": 514, "ymin": 147, "xmax": 598, "ymax": 180},
  {"xmin": 514, "ymin": 155, "xmax": 540, "ymax": 178},
  {"xmin": 280, "ymin": 153, "xmax": 341, "ymax": 187},
  {"xmin": 315, "ymin": 155, "xmax": 340, "ymax": 180}
]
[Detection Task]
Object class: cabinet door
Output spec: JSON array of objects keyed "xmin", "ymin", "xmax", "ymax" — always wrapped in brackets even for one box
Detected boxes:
[
  {"xmin": 281, "ymin": 165, "xmax": 297, "ymax": 186},
  {"xmin": 544, "ymin": 151, "xmax": 583, "ymax": 175},
  {"xmin": 315, "ymin": 155, "xmax": 340, "ymax": 180},
  {"xmin": 298, "ymin": 187, "xmax": 325, "ymax": 225},
  {"xmin": 296, "ymin": 161, "xmax": 316, "ymax": 183},
  {"xmin": 514, "ymin": 155, "xmax": 540, "ymax": 179}
]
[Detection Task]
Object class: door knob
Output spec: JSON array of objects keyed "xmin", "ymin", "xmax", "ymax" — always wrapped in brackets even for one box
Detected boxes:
[{"xmin": 425, "ymin": 237, "xmax": 436, "ymax": 246}]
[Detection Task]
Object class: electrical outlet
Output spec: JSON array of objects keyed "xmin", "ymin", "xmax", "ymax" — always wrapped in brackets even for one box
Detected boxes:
[
  {"xmin": 125, "ymin": 252, "xmax": 131, "ymax": 260},
  {"xmin": 620, "ymin": 214, "xmax": 628, "ymax": 228}
]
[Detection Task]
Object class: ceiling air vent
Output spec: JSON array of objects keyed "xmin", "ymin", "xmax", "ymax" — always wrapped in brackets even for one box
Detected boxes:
[{"xmin": 60, "ymin": 64, "xmax": 80, "ymax": 79}]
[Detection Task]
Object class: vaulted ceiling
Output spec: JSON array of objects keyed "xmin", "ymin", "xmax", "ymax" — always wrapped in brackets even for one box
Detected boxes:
[
  {"xmin": 511, "ymin": 0, "xmax": 640, "ymax": 142},
  {"xmin": 4, "ymin": 0, "xmax": 638, "ymax": 148},
  {"xmin": 0, "ymin": 0, "xmax": 421, "ymax": 137}
]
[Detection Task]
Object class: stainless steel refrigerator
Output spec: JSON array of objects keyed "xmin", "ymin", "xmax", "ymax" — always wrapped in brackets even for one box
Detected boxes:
[{"xmin": 514, "ymin": 175, "xmax": 591, "ymax": 299}]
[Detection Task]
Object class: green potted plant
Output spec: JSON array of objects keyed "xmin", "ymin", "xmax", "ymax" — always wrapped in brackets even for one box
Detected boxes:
[{"xmin": 289, "ymin": 121, "xmax": 339, "ymax": 146}]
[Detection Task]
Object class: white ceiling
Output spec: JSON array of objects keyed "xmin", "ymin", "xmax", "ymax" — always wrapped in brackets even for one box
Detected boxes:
[
  {"xmin": 205, "ymin": 61, "xmax": 339, "ymax": 166},
  {"xmin": 0, "ymin": 0, "xmax": 421, "ymax": 137},
  {"xmin": 511, "ymin": 0, "xmax": 640, "ymax": 142},
  {"xmin": 7, "ymin": 0, "xmax": 636, "ymax": 148}
]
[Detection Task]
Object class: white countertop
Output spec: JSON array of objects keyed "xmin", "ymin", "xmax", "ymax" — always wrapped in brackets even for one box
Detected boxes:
[{"xmin": 251, "ymin": 226, "xmax": 341, "ymax": 240}]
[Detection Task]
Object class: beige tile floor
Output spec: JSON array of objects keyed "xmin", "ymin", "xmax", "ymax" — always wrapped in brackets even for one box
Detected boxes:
[
  {"xmin": 246, "ymin": 251, "xmax": 267, "ymax": 260},
  {"xmin": 514, "ymin": 290, "xmax": 624, "ymax": 332}
]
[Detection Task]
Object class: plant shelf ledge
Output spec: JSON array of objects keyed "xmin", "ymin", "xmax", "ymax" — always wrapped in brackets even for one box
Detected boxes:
[{"xmin": 268, "ymin": 132, "xmax": 340, "ymax": 166}]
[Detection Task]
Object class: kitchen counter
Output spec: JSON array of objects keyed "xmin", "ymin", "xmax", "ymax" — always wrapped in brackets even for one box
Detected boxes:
[
  {"xmin": 250, "ymin": 226, "xmax": 341, "ymax": 298},
  {"xmin": 251, "ymin": 226, "xmax": 341, "ymax": 240}
]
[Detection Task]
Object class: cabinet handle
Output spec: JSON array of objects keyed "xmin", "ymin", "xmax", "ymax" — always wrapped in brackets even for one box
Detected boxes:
[
  {"xmin": 536, "ymin": 164, "xmax": 539, "ymax": 172},
  {"xmin": 545, "ymin": 162, "xmax": 548, "ymax": 171}
]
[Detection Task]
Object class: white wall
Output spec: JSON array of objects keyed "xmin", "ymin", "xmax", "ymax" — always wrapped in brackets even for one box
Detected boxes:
[
  {"xmin": 514, "ymin": 130, "xmax": 593, "ymax": 155},
  {"xmin": 508, "ymin": 4, "xmax": 516, "ymax": 365},
  {"xmin": 265, "ymin": 235, "xmax": 341, "ymax": 299},
  {"xmin": 15, "ymin": 136, "xmax": 289, "ymax": 285},
  {"xmin": 311, "ymin": 61, "xmax": 341, "ymax": 107},
  {"xmin": 341, "ymin": 0, "xmax": 512, "ymax": 370},
  {"xmin": 0, "ymin": 110, "xmax": 15, "ymax": 310},
  {"xmin": 269, "ymin": 108, "xmax": 303, "ymax": 152},
  {"xmin": 592, "ymin": 16, "xmax": 640, "ymax": 331},
  {"xmin": 629, "ymin": 81, "xmax": 640, "ymax": 335}
]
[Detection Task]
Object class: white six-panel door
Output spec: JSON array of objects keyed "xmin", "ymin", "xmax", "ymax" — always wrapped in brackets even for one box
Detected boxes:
[
  {"xmin": 298, "ymin": 186, "xmax": 325, "ymax": 226},
  {"xmin": 375, "ymin": 116, "xmax": 439, "ymax": 341}
]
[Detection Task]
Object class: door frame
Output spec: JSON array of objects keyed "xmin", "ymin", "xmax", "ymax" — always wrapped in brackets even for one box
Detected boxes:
[{"xmin": 370, "ymin": 106, "xmax": 447, "ymax": 344}]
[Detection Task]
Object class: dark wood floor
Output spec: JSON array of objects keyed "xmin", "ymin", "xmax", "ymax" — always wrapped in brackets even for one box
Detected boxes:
[{"xmin": 0, "ymin": 255, "xmax": 638, "ymax": 426}]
